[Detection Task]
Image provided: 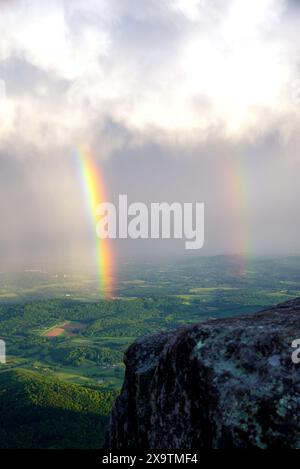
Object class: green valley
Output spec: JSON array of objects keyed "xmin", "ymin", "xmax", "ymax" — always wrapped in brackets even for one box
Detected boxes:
[{"xmin": 1, "ymin": 255, "xmax": 300, "ymax": 447}]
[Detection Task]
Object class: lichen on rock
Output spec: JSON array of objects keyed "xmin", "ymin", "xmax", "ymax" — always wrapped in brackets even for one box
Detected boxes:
[{"xmin": 105, "ymin": 299, "xmax": 300, "ymax": 449}]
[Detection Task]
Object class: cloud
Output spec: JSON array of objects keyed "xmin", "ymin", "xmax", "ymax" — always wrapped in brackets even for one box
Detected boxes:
[
  {"xmin": 0, "ymin": 0, "xmax": 298, "ymax": 143},
  {"xmin": 0, "ymin": 0, "xmax": 299, "ymax": 269}
]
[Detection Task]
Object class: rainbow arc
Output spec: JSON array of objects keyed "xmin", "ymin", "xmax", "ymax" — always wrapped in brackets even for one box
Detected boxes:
[{"xmin": 77, "ymin": 146, "xmax": 113, "ymax": 298}]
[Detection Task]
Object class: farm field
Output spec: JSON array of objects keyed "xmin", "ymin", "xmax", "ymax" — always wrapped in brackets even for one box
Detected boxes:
[
  {"xmin": 0, "ymin": 255, "xmax": 300, "ymax": 392},
  {"xmin": 42, "ymin": 321, "xmax": 88, "ymax": 337},
  {"xmin": 0, "ymin": 255, "xmax": 300, "ymax": 448}
]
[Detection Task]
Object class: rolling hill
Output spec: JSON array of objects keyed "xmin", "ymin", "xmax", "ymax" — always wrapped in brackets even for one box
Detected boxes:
[{"xmin": 0, "ymin": 369, "xmax": 116, "ymax": 448}]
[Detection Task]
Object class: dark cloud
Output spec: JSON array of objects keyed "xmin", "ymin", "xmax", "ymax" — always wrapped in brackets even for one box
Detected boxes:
[
  {"xmin": 0, "ymin": 56, "xmax": 70, "ymax": 98},
  {"xmin": 0, "ymin": 108, "xmax": 300, "ymax": 271},
  {"xmin": 287, "ymin": 0, "xmax": 300, "ymax": 10}
]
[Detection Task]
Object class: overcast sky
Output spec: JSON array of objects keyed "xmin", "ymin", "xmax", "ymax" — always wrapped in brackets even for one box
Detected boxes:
[{"xmin": 0, "ymin": 0, "xmax": 300, "ymax": 270}]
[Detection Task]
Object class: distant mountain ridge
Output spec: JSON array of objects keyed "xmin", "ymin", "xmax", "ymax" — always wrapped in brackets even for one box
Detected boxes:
[{"xmin": 106, "ymin": 298, "xmax": 300, "ymax": 449}]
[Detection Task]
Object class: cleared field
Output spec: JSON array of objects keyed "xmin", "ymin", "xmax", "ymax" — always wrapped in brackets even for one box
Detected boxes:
[
  {"xmin": 46, "ymin": 327, "xmax": 65, "ymax": 337},
  {"xmin": 42, "ymin": 321, "xmax": 88, "ymax": 338}
]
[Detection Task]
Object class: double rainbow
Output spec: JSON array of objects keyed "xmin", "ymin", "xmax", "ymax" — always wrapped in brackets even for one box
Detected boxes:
[{"xmin": 77, "ymin": 146, "xmax": 113, "ymax": 298}]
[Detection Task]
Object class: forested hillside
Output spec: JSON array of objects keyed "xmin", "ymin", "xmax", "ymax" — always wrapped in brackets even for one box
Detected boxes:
[{"xmin": 0, "ymin": 369, "xmax": 116, "ymax": 448}]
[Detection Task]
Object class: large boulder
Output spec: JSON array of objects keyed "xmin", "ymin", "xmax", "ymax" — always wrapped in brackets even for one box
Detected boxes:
[{"xmin": 105, "ymin": 299, "xmax": 300, "ymax": 449}]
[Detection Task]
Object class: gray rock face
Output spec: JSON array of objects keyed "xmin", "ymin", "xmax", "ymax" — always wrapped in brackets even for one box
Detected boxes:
[{"xmin": 105, "ymin": 299, "xmax": 300, "ymax": 449}]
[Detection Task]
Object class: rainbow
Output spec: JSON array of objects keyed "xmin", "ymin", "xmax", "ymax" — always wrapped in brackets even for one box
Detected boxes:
[
  {"xmin": 76, "ymin": 146, "xmax": 114, "ymax": 298},
  {"xmin": 223, "ymin": 154, "xmax": 253, "ymax": 277}
]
